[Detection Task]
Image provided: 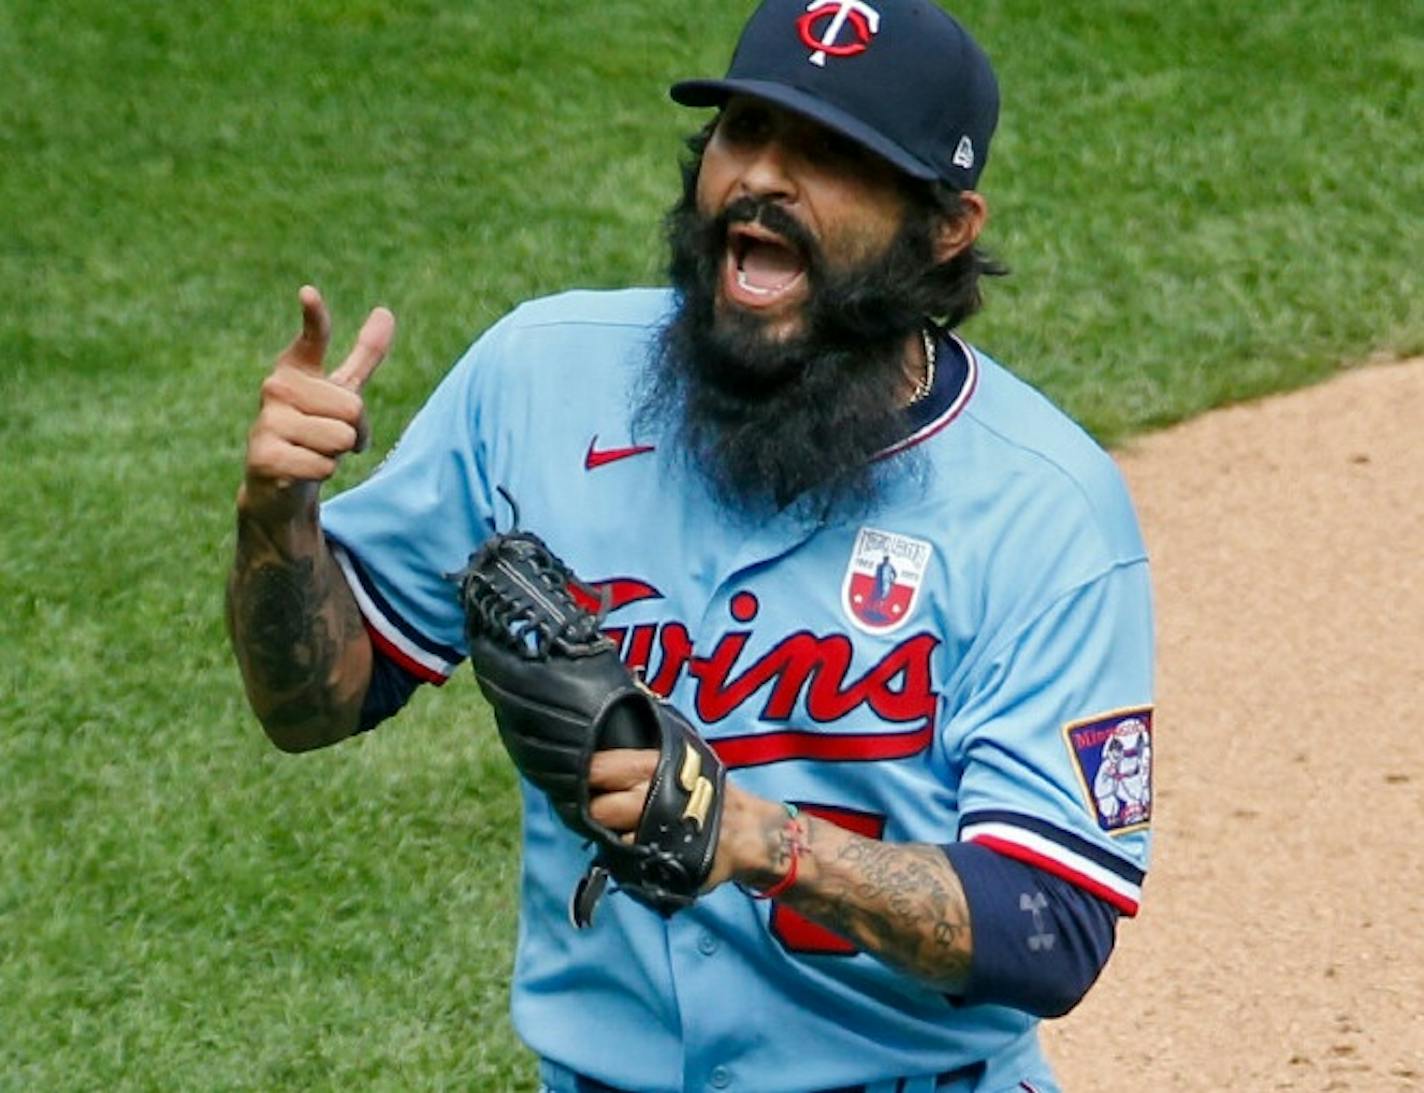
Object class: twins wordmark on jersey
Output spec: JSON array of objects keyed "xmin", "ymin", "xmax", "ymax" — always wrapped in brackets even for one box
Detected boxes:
[{"xmin": 571, "ymin": 565, "xmax": 939, "ymax": 771}]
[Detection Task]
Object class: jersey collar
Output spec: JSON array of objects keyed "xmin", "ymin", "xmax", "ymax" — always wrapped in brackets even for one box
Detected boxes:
[{"xmin": 877, "ymin": 327, "xmax": 978, "ymax": 460}]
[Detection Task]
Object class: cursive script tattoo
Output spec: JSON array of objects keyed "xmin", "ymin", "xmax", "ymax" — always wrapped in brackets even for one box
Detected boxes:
[{"xmin": 783, "ymin": 822, "xmax": 973, "ymax": 991}]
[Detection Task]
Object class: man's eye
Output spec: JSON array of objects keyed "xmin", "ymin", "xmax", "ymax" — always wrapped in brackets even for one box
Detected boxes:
[
  {"xmin": 812, "ymin": 131, "xmax": 863, "ymax": 164},
  {"xmin": 722, "ymin": 107, "xmax": 769, "ymax": 144}
]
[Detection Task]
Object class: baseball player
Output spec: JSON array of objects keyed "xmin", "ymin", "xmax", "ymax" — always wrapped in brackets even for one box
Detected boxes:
[{"xmin": 227, "ymin": 2, "xmax": 1154, "ymax": 1091}]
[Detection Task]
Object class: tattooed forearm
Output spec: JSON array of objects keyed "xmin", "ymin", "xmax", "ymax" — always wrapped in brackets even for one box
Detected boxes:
[
  {"xmin": 226, "ymin": 517, "xmax": 370, "ymax": 751},
  {"xmin": 762, "ymin": 817, "xmax": 799, "ymax": 876},
  {"xmin": 237, "ymin": 557, "xmax": 337, "ymax": 691},
  {"xmin": 783, "ymin": 820, "xmax": 973, "ymax": 990}
]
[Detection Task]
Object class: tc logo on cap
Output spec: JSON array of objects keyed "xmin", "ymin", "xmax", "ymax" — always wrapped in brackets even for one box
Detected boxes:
[{"xmin": 797, "ymin": 0, "xmax": 881, "ymax": 68}]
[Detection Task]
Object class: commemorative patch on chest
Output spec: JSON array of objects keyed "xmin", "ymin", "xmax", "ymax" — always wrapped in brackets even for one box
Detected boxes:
[
  {"xmin": 1064, "ymin": 708, "xmax": 1154, "ymax": 835},
  {"xmin": 841, "ymin": 527, "xmax": 933, "ymax": 635}
]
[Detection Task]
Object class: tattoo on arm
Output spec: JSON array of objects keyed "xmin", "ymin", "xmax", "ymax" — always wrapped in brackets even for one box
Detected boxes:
[
  {"xmin": 239, "ymin": 557, "xmax": 336, "ymax": 691},
  {"xmin": 783, "ymin": 821, "xmax": 973, "ymax": 990},
  {"xmin": 762, "ymin": 818, "xmax": 798, "ymax": 876},
  {"xmin": 226, "ymin": 521, "xmax": 369, "ymax": 749}
]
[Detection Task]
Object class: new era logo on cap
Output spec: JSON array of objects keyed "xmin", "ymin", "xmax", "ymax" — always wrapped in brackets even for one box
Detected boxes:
[
  {"xmin": 952, "ymin": 135, "xmax": 974, "ymax": 170},
  {"xmin": 798, "ymin": 0, "xmax": 881, "ymax": 68}
]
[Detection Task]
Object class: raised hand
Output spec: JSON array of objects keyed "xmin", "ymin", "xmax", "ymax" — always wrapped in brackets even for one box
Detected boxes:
[
  {"xmin": 229, "ymin": 285, "xmax": 392, "ymax": 749},
  {"xmin": 240, "ymin": 285, "xmax": 395, "ymax": 524}
]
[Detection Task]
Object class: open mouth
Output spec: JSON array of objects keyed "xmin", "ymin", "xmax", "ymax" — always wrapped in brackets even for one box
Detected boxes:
[{"xmin": 723, "ymin": 223, "xmax": 808, "ymax": 309}]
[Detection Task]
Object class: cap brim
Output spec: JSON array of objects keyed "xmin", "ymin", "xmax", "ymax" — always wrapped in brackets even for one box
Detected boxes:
[{"xmin": 669, "ymin": 77, "xmax": 938, "ymax": 182}]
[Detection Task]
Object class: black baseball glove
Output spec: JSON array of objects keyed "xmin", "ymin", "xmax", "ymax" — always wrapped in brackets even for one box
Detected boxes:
[{"xmin": 454, "ymin": 528, "xmax": 726, "ymax": 927}]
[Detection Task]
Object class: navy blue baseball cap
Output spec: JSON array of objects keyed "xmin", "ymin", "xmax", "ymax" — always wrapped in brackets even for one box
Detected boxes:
[{"xmin": 671, "ymin": 0, "xmax": 998, "ymax": 190}]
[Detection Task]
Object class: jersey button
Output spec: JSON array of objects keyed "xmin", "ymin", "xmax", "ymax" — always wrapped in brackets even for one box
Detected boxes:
[
  {"xmin": 697, "ymin": 932, "xmax": 719, "ymax": 956},
  {"xmin": 709, "ymin": 1065, "xmax": 732, "ymax": 1089}
]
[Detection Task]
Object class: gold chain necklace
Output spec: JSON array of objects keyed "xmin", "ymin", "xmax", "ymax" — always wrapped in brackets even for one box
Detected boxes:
[{"xmin": 910, "ymin": 327, "xmax": 938, "ymax": 405}]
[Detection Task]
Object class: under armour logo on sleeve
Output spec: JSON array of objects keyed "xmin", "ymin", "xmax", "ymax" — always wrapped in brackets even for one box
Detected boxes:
[{"xmin": 1021, "ymin": 892, "xmax": 1056, "ymax": 952}]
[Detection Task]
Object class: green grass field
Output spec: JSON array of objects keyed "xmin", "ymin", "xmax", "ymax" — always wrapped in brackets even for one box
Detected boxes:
[{"xmin": 2, "ymin": 1, "xmax": 1420, "ymax": 1088}]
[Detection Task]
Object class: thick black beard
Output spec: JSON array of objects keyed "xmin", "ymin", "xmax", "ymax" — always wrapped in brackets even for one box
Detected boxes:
[{"xmin": 637, "ymin": 192, "xmax": 942, "ymax": 519}]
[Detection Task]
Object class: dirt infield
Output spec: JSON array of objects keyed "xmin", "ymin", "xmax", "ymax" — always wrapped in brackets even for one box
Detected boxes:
[{"xmin": 1042, "ymin": 358, "xmax": 1424, "ymax": 1090}]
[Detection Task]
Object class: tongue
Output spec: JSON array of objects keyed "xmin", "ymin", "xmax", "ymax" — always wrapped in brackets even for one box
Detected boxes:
[{"xmin": 740, "ymin": 240, "xmax": 804, "ymax": 291}]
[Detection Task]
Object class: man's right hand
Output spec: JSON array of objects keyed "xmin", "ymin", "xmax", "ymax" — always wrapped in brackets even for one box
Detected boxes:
[
  {"xmin": 240, "ymin": 285, "xmax": 396, "ymax": 526},
  {"xmin": 228, "ymin": 286, "xmax": 393, "ymax": 751}
]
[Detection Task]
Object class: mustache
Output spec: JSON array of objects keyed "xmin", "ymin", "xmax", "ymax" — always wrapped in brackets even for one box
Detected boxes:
[{"xmin": 714, "ymin": 197, "xmax": 823, "ymax": 272}]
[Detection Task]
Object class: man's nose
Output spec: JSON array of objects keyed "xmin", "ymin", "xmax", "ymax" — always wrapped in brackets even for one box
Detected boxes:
[{"xmin": 735, "ymin": 138, "xmax": 799, "ymax": 204}]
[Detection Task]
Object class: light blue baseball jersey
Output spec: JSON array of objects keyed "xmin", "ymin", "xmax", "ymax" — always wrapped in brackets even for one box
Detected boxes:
[{"xmin": 322, "ymin": 288, "xmax": 1154, "ymax": 1093}]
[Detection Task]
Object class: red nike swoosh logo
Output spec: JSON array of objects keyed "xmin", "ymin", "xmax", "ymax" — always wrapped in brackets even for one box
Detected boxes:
[{"xmin": 585, "ymin": 436, "xmax": 655, "ymax": 470}]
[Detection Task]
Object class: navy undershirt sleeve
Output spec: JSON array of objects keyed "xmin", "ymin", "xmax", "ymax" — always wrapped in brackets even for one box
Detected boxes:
[
  {"xmin": 943, "ymin": 841, "xmax": 1120, "ymax": 1018},
  {"xmin": 355, "ymin": 643, "xmax": 424, "ymax": 734}
]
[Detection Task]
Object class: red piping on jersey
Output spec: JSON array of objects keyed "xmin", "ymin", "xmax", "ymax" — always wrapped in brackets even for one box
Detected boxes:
[
  {"xmin": 710, "ymin": 722, "xmax": 934, "ymax": 769},
  {"xmin": 969, "ymin": 832, "xmax": 1141, "ymax": 916},
  {"xmin": 366, "ymin": 621, "xmax": 449, "ymax": 685}
]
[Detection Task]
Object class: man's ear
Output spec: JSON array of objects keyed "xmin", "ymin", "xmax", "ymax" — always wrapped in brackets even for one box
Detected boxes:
[{"xmin": 932, "ymin": 191, "xmax": 988, "ymax": 264}]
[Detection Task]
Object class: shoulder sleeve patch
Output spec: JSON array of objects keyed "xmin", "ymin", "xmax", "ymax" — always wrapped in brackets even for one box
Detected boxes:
[{"xmin": 1063, "ymin": 707, "xmax": 1154, "ymax": 835}]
